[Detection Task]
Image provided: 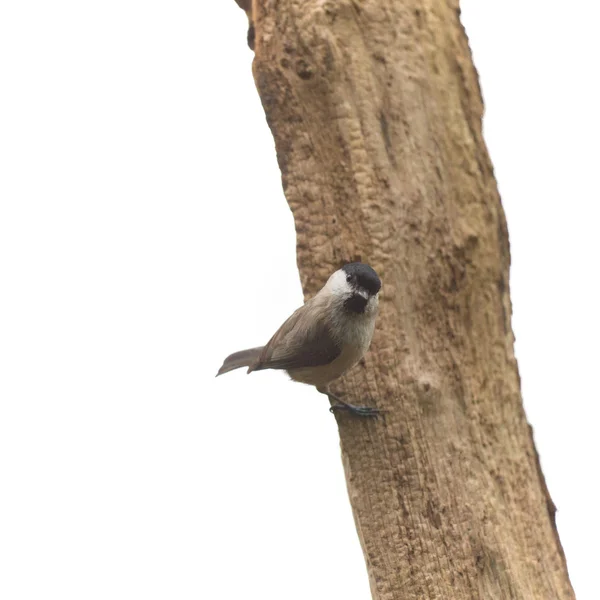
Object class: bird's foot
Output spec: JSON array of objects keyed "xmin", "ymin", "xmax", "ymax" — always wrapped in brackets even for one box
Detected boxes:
[
  {"xmin": 329, "ymin": 403, "xmax": 380, "ymax": 417},
  {"xmin": 317, "ymin": 388, "xmax": 381, "ymax": 418}
]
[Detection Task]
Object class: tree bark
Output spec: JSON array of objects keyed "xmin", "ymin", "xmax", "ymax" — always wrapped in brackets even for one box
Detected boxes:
[{"xmin": 236, "ymin": 1, "xmax": 574, "ymax": 598}]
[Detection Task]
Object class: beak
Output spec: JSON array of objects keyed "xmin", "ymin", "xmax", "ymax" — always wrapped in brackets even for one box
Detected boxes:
[{"xmin": 345, "ymin": 288, "xmax": 370, "ymax": 313}]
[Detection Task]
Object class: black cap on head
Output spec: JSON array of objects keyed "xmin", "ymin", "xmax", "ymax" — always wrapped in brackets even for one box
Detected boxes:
[{"xmin": 342, "ymin": 262, "xmax": 381, "ymax": 295}]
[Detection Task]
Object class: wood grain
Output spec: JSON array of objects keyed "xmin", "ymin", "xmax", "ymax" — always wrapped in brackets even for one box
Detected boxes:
[{"xmin": 239, "ymin": 1, "xmax": 575, "ymax": 597}]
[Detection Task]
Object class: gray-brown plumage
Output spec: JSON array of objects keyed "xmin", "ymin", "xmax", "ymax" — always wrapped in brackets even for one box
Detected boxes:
[{"xmin": 216, "ymin": 263, "xmax": 381, "ymax": 415}]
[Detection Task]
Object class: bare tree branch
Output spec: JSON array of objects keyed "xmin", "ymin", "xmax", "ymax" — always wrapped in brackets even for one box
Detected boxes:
[{"xmin": 234, "ymin": 1, "xmax": 574, "ymax": 597}]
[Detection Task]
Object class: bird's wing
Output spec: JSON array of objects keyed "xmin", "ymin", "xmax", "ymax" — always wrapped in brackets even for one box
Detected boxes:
[{"xmin": 249, "ymin": 299, "xmax": 341, "ymax": 372}]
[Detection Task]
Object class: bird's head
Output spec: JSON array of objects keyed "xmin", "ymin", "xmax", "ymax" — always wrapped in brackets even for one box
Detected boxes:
[{"xmin": 328, "ymin": 262, "xmax": 381, "ymax": 314}]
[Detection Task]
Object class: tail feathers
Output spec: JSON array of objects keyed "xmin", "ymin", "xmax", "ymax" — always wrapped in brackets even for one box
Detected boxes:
[{"xmin": 216, "ymin": 347, "xmax": 263, "ymax": 377}]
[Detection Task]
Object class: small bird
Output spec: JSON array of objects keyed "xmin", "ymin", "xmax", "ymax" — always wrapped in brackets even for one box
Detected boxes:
[{"xmin": 216, "ymin": 262, "xmax": 381, "ymax": 416}]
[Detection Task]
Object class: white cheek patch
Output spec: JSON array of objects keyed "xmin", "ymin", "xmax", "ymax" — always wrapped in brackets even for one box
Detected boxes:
[{"xmin": 328, "ymin": 269, "xmax": 352, "ymax": 296}]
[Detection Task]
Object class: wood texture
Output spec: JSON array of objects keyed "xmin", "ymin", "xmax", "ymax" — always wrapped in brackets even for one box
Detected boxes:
[{"xmin": 240, "ymin": 0, "xmax": 575, "ymax": 598}]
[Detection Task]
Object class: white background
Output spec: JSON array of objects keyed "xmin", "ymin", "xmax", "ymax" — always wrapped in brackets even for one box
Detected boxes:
[{"xmin": 1, "ymin": 1, "xmax": 598, "ymax": 598}]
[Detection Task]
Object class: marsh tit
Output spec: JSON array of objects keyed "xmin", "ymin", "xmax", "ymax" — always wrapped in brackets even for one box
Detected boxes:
[{"xmin": 216, "ymin": 263, "xmax": 381, "ymax": 416}]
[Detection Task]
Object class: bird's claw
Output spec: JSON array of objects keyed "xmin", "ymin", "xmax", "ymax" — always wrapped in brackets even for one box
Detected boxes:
[{"xmin": 329, "ymin": 403, "xmax": 381, "ymax": 418}]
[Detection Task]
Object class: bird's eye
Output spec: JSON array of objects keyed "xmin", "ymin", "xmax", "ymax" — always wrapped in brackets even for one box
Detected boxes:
[{"xmin": 346, "ymin": 274, "xmax": 352, "ymax": 283}]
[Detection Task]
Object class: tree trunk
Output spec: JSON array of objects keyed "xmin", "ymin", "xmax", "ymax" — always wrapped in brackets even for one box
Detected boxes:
[{"xmin": 236, "ymin": 1, "xmax": 574, "ymax": 598}]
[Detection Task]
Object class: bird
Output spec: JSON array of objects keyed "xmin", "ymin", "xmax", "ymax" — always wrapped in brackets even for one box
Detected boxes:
[{"xmin": 216, "ymin": 262, "xmax": 381, "ymax": 416}]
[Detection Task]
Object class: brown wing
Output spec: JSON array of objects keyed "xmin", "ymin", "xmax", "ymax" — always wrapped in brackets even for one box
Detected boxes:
[{"xmin": 249, "ymin": 299, "xmax": 341, "ymax": 372}]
